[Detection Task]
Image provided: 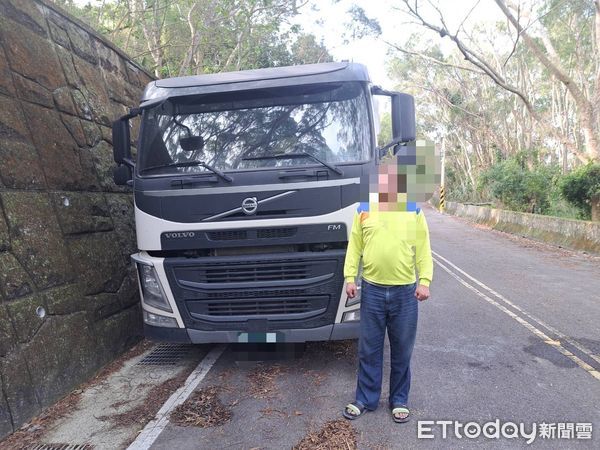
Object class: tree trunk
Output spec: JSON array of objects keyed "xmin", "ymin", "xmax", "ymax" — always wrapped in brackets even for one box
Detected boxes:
[
  {"xmin": 591, "ymin": 194, "xmax": 600, "ymax": 222},
  {"xmin": 495, "ymin": 0, "xmax": 599, "ymax": 162}
]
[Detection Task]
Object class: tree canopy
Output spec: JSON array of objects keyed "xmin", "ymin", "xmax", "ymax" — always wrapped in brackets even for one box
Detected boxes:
[
  {"xmin": 52, "ymin": 0, "xmax": 332, "ymax": 77},
  {"xmin": 388, "ymin": 0, "xmax": 600, "ymax": 219}
]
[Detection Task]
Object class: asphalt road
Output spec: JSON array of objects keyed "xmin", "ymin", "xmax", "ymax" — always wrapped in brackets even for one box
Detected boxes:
[{"xmin": 147, "ymin": 205, "xmax": 600, "ymax": 449}]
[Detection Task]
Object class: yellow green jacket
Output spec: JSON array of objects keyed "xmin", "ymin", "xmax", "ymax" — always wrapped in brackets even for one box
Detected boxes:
[{"xmin": 343, "ymin": 207, "xmax": 433, "ymax": 287}]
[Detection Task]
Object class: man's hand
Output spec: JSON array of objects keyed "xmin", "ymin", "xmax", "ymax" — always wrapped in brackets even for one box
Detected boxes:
[
  {"xmin": 415, "ymin": 284, "xmax": 430, "ymax": 301},
  {"xmin": 346, "ymin": 282, "xmax": 357, "ymax": 299}
]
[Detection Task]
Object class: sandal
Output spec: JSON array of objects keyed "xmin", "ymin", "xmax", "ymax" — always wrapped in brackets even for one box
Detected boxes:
[
  {"xmin": 343, "ymin": 402, "xmax": 367, "ymax": 420},
  {"xmin": 391, "ymin": 405, "xmax": 410, "ymax": 423}
]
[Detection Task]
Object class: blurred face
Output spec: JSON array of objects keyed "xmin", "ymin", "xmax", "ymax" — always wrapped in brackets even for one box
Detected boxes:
[{"xmin": 365, "ymin": 140, "xmax": 441, "ymax": 212}]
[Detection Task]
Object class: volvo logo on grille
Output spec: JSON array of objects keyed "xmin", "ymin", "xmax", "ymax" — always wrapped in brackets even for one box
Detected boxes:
[
  {"xmin": 164, "ymin": 231, "xmax": 195, "ymax": 239},
  {"xmin": 241, "ymin": 197, "xmax": 258, "ymax": 215}
]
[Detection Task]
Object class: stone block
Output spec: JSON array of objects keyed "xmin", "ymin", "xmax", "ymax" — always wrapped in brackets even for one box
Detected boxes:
[
  {"xmin": 68, "ymin": 231, "xmax": 126, "ymax": 295},
  {"xmin": 0, "ymin": 94, "xmax": 30, "ymax": 142},
  {"xmin": 80, "ymin": 119, "xmax": 102, "ymax": 146},
  {"xmin": 0, "ymin": 18, "xmax": 65, "ymax": 90},
  {"xmin": 0, "ymin": 0, "xmax": 47, "ymax": 37},
  {"xmin": 53, "ymin": 87, "xmax": 77, "ymax": 115},
  {"xmin": 0, "ymin": 378, "xmax": 13, "ymax": 437},
  {"xmin": 0, "ymin": 203, "xmax": 8, "ymax": 252},
  {"xmin": 96, "ymin": 43, "xmax": 127, "ymax": 79},
  {"xmin": 125, "ymin": 61, "xmax": 153, "ymax": 89},
  {"xmin": 74, "ymin": 57, "xmax": 112, "ymax": 126},
  {"xmin": 55, "ymin": 45, "xmax": 81, "ymax": 88},
  {"xmin": 92, "ymin": 292, "xmax": 124, "ymax": 322},
  {"xmin": 5, "ymin": 294, "xmax": 46, "ymax": 344},
  {"xmin": 125, "ymin": 62, "xmax": 142, "ymax": 88},
  {"xmin": 65, "ymin": 22, "xmax": 98, "ymax": 65},
  {"xmin": 91, "ymin": 304, "xmax": 142, "ymax": 365},
  {"xmin": 0, "ymin": 46, "xmax": 16, "ymax": 96},
  {"xmin": 103, "ymin": 71, "xmax": 138, "ymax": 106},
  {"xmin": 77, "ymin": 146, "xmax": 102, "ymax": 192},
  {"xmin": 0, "ymin": 350, "xmax": 39, "ymax": 427},
  {"xmin": 87, "ymin": 140, "xmax": 128, "ymax": 192},
  {"xmin": 70, "ymin": 88, "xmax": 93, "ymax": 121},
  {"xmin": 100, "ymin": 125, "xmax": 112, "ymax": 144},
  {"xmin": 0, "ymin": 252, "xmax": 33, "ymax": 300},
  {"xmin": 107, "ymin": 100, "xmax": 129, "ymax": 128},
  {"xmin": 50, "ymin": 191, "xmax": 113, "ymax": 235},
  {"xmin": 47, "ymin": 17, "xmax": 71, "ymax": 49},
  {"xmin": 105, "ymin": 194, "xmax": 136, "ymax": 257},
  {"xmin": 0, "ymin": 139, "xmax": 46, "ymax": 190},
  {"xmin": 21, "ymin": 102, "xmax": 88, "ymax": 190},
  {"xmin": 0, "ymin": 304, "xmax": 16, "ymax": 357},
  {"xmin": 2, "ymin": 191, "xmax": 72, "ymax": 289},
  {"xmin": 43, "ymin": 284, "xmax": 87, "ymax": 316},
  {"xmin": 60, "ymin": 113, "xmax": 87, "ymax": 147},
  {"xmin": 117, "ymin": 265, "xmax": 139, "ymax": 309},
  {"xmin": 21, "ymin": 313, "xmax": 98, "ymax": 410},
  {"xmin": 13, "ymin": 73, "xmax": 54, "ymax": 108}
]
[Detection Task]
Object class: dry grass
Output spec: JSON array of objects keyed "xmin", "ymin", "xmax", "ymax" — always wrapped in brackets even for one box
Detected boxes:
[
  {"xmin": 247, "ymin": 363, "xmax": 288, "ymax": 399},
  {"xmin": 293, "ymin": 419, "xmax": 357, "ymax": 450},
  {"xmin": 169, "ymin": 386, "xmax": 232, "ymax": 428},
  {"xmin": 303, "ymin": 369, "xmax": 327, "ymax": 387}
]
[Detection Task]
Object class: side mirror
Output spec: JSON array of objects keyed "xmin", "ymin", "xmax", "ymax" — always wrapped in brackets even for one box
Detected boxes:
[
  {"xmin": 112, "ymin": 118, "xmax": 134, "ymax": 168},
  {"xmin": 113, "ymin": 165, "xmax": 132, "ymax": 186},
  {"xmin": 391, "ymin": 93, "xmax": 415, "ymax": 143}
]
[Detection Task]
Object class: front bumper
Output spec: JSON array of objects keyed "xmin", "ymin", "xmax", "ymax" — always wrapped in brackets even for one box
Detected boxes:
[{"xmin": 143, "ymin": 321, "xmax": 359, "ymax": 343}]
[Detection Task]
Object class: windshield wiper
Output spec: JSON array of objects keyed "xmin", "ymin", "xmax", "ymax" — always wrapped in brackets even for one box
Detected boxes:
[
  {"xmin": 242, "ymin": 152, "xmax": 343, "ymax": 175},
  {"xmin": 140, "ymin": 161, "xmax": 233, "ymax": 182}
]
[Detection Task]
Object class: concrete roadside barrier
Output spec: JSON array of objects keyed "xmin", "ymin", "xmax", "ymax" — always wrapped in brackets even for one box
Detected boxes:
[{"xmin": 443, "ymin": 201, "xmax": 600, "ymax": 255}]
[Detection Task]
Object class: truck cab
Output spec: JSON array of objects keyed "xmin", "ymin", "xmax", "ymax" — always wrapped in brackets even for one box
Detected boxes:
[{"xmin": 111, "ymin": 62, "xmax": 415, "ymax": 344}]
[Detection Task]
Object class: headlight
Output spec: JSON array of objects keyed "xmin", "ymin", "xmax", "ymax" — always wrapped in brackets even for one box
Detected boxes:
[
  {"xmin": 342, "ymin": 310, "xmax": 360, "ymax": 322},
  {"xmin": 137, "ymin": 263, "xmax": 172, "ymax": 312},
  {"xmin": 143, "ymin": 310, "xmax": 178, "ymax": 328}
]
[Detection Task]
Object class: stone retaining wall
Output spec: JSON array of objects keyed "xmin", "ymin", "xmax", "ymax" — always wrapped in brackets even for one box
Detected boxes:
[{"xmin": 0, "ymin": 0, "xmax": 152, "ymax": 437}]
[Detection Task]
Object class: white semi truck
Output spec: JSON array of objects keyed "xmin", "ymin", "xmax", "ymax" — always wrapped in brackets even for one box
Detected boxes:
[{"xmin": 111, "ymin": 62, "xmax": 415, "ymax": 344}]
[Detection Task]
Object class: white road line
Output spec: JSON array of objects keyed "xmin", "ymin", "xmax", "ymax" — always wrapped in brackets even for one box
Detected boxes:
[
  {"xmin": 127, "ymin": 344, "xmax": 226, "ymax": 450},
  {"xmin": 432, "ymin": 250, "xmax": 600, "ymax": 366},
  {"xmin": 432, "ymin": 254, "xmax": 600, "ymax": 382}
]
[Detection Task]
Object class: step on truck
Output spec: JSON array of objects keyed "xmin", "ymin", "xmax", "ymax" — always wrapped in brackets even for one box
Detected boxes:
[{"xmin": 111, "ymin": 62, "xmax": 416, "ymax": 344}]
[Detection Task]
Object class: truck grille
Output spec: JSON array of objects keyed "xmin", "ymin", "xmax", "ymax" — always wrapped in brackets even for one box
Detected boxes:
[
  {"xmin": 164, "ymin": 250, "xmax": 346, "ymax": 328},
  {"xmin": 187, "ymin": 294, "xmax": 329, "ymax": 319},
  {"xmin": 206, "ymin": 298, "xmax": 311, "ymax": 316},
  {"xmin": 257, "ymin": 227, "xmax": 297, "ymax": 238},
  {"xmin": 207, "ymin": 230, "xmax": 247, "ymax": 240},
  {"xmin": 206, "ymin": 227, "xmax": 297, "ymax": 241},
  {"xmin": 203, "ymin": 262, "xmax": 308, "ymax": 283},
  {"xmin": 206, "ymin": 289, "xmax": 307, "ymax": 299}
]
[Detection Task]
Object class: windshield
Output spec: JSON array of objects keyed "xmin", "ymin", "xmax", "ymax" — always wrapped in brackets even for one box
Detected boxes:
[{"xmin": 137, "ymin": 82, "xmax": 372, "ymax": 176}]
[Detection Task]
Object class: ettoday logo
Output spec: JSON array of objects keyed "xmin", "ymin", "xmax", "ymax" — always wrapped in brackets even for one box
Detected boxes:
[{"xmin": 417, "ymin": 420, "xmax": 592, "ymax": 444}]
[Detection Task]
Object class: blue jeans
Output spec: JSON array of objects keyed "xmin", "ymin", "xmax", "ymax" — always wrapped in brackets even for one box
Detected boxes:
[{"xmin": 355, "ymin": 279, "xmax": 418, "ymax": 410}]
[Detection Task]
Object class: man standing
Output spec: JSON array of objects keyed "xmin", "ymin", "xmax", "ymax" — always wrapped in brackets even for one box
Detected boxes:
[{"xmin": 342, "ymin": 157, "xmax": 433, "ymax": 423}]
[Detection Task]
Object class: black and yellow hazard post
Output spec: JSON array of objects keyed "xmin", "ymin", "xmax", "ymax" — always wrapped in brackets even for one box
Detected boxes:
[{"xmin": 439, "ymin": 140, "xmax": 446, "ymax": 212}]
